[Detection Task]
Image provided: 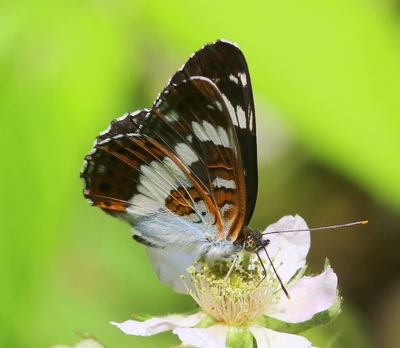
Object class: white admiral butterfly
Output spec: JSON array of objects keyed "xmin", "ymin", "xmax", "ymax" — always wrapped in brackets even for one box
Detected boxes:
[
  {"xmin": 81, "ymin": 40, "xmax": 368, "ymax": 294},
  {"xmin": 81, "ymin": 39, "xmax": 262, "ymax": 250}
]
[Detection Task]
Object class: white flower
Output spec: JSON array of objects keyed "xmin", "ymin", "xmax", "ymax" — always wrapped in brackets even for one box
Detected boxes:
[
  {"xmin": 111, "ymin": 215, "xmax": 339, "ymax": 347},
  {"xmin": 52, "ymin": 338, "xmax": 104, "ymax": 348}
]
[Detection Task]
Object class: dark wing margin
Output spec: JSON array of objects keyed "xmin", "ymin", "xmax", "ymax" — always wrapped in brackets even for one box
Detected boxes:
[
  {"xmin": 169, "ymin": 40, "xmax": 258, "ymax": 226},
  {"xmin": 95, "ymin": 109, "xmax": 148, "ymax": 143},
  {"xmin": 80, "ymin": 110, "xmax": 149, "ymax": 214}
]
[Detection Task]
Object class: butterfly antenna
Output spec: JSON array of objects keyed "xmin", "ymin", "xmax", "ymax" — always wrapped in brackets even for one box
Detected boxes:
[
  {"xmin": 257, "ymin": 248, "xmax": 290, "ymax": 299},
  {"xmin": 262, "ymin": 220, "xmax": 368, "ymax": 236}
]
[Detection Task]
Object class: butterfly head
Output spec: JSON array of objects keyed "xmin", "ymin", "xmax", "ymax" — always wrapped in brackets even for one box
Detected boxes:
[{"xmin": 242, "ymin": 228, "xmax": 269, "ymax": 252}]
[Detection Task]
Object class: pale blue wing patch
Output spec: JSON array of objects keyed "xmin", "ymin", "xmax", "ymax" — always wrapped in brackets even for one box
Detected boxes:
[
  {"xmin": 147, "ymin": 247, "xmax": 196, "ymax": 293},
  {"xmin": 146, "ymin": 226, "xmax": 242, "ymax": 293},
  {"xmin": 133, "ymin": 214, "xmax": 216, "ymax": 251}
]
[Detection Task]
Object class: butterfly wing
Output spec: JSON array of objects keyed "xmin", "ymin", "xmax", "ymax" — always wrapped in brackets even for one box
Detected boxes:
[
  {"xmin": 81, "ymin": 77, "xmax": 247, "ymax": 254},
  {"xmin": 145, "ymin": 77, "xmax": 248, "ymax": 241},
  {"xmin": 169, "ymin": 40, "xmax": 258, "ymax": 226}
]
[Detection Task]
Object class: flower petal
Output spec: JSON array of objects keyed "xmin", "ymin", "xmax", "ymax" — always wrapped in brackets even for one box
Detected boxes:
[
  {"xmin": 111, "ymin": 312, "xmax": 205, "ymax": 336},
  {"xmin": 173, "ymin": 324, "xmax": 228, "ymax": 348},
  {"xmin": 52, "ymin": 339, "xmax": 104, "ymax": 348},
  {"xmin": 259, "ymin": 215, "xmax": 310, "ymax": 283},
  {"xmin": 249, "ymin": 325, "xmax": 312, "ymax": 348},
  {"xmin": 268, "ymin": 266, "xmax": 338, "ymax": 323},
  {"xmin": 147, "ymin": 247, "xmax": 196, "ymax": 293},
  {"xmin": 75, "ymin": 339, "xmax": 104, "ymax": 348}
]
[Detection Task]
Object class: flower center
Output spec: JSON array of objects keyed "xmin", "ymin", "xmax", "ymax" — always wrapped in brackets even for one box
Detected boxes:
[{"xmin": 184, "ymin": 256, "xmax": 279, "ymax": 326}]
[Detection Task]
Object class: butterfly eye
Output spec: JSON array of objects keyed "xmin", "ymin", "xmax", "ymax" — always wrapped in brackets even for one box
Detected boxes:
[{"xmin": 244, "ymin": 237, "xmax": 257, "ymax": 252}]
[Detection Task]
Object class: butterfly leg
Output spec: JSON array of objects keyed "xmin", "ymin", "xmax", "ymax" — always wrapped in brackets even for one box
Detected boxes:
[
  {"xmin": 224, "ymin": 254, "xmax": 239, "ymax": 282},
  {"xmin": 256, "ymin": 251, "xmax": 268, "ymax": 287},
  {"xmin": 257, "ymin": 247, "xmax": 290, "ymax": 299}
]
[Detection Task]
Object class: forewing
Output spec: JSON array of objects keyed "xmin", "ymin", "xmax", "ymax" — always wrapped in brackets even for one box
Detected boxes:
[{"xmin": 170, "ymin": 40, "xmax": 257, "ymax": 226}]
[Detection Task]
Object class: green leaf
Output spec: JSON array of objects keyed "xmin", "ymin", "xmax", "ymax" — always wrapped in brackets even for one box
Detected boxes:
[
  {"xmin": 301, "ymin": 305, "xmax": 374, "ymax": 348},
  {"xmin": 226, "ymin": 326, "xmax": 254, "ymax": 348}
]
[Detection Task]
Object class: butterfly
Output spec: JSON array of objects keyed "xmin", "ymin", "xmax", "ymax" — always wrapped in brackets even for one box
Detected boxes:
[{"xmin": 81, "ymin": 40, "xmax": 272, "ymax": 289}]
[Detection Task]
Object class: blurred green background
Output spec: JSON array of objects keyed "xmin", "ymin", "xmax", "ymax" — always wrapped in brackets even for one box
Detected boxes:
[{"xmin": 2, "ymin": 0, "xmax": 400, "ymax": 347}]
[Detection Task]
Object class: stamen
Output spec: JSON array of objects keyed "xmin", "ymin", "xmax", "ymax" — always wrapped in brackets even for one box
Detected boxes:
[{"xmin": 184, "ymin": 258, "xmax": 280, "ymax": 326}]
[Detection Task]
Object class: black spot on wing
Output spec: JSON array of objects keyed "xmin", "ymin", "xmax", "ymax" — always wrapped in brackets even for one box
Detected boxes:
[{"xmin": 133, "ymin": 234, "xmax": 163, "ymax": 248}]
